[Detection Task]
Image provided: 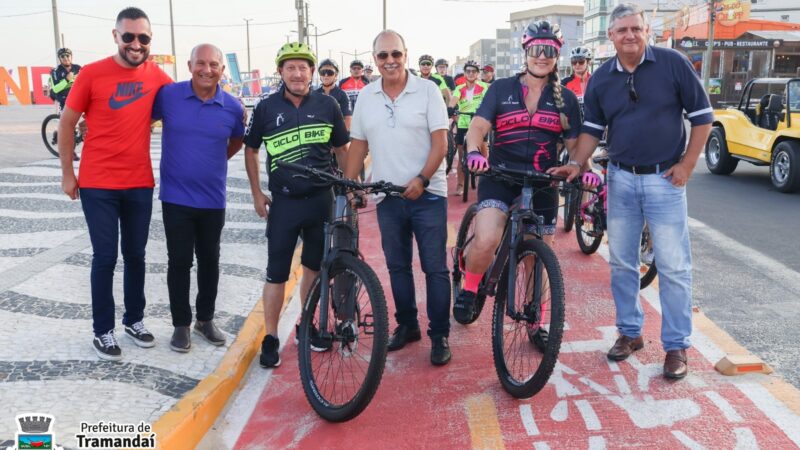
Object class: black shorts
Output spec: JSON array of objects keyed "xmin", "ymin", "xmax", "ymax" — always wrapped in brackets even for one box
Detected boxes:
[
  {"xmin": 454, "ymin": 127, "xmax": 489, "ymax": 146},
  {"xmin": 266, "ymin": 189, "xmax": 332, "ymax": 283},
  {"xmin": 476, "ymin": 176, "xmax": 558, "ymax": 235}
]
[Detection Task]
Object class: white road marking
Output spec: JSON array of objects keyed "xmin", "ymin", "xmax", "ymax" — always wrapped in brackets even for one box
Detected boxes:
[
  {"xmin": 733, "ymin": 427, "xmax": 759, "ymax": 450},
  {"xmin": 703, "ymin": 391, "xmax": 743, "ymax": 423},
  {"xmin": 550, "ymin": 399, "xmax": 569, "ymax": 422},
  {"xmin": 672, "ymin": 430, "xmax": 707, "ymax": 450},
  {"xmin": 575, "ymin": 399, "xmax": 602, "ymax": 430},
  {"xmin": 614, "ymin": 374, "xmax": 631, "ymax": 395},
  {"xmin": 588, "ymin": 435, "xmax": 607, "ymax": 450},
  {"xmin": 519, "ymin": 404, "xmax": 540, "ymax": 436}
]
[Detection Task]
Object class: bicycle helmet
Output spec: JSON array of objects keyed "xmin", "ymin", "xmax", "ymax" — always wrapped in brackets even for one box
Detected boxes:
[
  {"xmin": 275, "ymin": 42, "xmax": 316, "ymax": 67},
  {"xmin": 419, "ymin": 54, "xmax": 434, "ymax": 65},
  {"xmin": 57, "ymin": 48, "xmax": 72, "ymax": 57},
  {"xmin": 570, "ymin": 46, "xmax": 593, "ymax": 60},
  {"xmin": 522, "ymin": 20, "xmax": 563, "ymax": 49},
  {"xmin": 350, "ymin": 59, "xmax": 364, "ymax": 69},
  {"xmin": 435, "ymin": 58, "xmax": 448, "ymax": 67},
  {"xmin": 318, "ymin": 58, "xmax": 339, "ymax": 72},
  {"xmin": 463, "ymin": 60, "xmax": 480, "ymax": 71}
]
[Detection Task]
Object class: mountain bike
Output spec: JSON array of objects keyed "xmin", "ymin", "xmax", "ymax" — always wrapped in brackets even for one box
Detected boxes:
[
  {"xmin": 41, "ymin": 104, "xmax": 83, "ymax": 159},
  {"xmin": 278, "ymin": 161, "xmax": 405, "ymax": 422},
  {"xmin": 451, "ymin": 165, "xmax": 569, "ymax": 398},
  {"xmin": 570, "ymin": 154, "xmax": 658, "ymax": 289}
]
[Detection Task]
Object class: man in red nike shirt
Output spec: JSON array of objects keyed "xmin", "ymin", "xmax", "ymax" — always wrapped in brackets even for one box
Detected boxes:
[{"xmin": 58, "ymin": 6, "xmax": 172, "ymax": 361}]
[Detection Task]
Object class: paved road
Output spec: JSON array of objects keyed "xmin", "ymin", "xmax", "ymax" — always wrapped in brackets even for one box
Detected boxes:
[
  {"xmin": 687, "ymin": 160, "xmax": 800, "ymax": 389},
  {"xmin": 0, "ymin": 105, "xmax": 58, "ymax": 169}
]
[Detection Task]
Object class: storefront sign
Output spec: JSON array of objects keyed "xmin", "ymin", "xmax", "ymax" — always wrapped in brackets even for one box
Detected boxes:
[
  {"xmin": 679, "ymin": 38, "xmax": 781, "ymax": 49},
  {"xmin": 714, "ymin": 0, "xmax": 750, "ymax": 27}
]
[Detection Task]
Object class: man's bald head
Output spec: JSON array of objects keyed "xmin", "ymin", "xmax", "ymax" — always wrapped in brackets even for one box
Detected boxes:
[{"xmin": 190, "ymin": 43, "xmax": 224, "ymax": 64}]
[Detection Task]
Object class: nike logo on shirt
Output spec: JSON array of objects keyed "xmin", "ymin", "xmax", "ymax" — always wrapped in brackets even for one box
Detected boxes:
[{"xmin": 108, "ymin": 81, "xmax": 150, "ymax": 109}]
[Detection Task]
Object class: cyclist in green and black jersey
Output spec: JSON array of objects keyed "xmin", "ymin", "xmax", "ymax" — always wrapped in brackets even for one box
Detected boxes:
[
  {"xmin": 244, "ymin": 42, "xmax": 350, "ymax": 369},
  {"xmin": 49, "ymin": 48, "xmax": 82, "ymax": 111}
]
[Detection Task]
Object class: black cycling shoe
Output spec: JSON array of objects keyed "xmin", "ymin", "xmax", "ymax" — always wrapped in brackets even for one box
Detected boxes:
[{"xmin": 453, "ymin": 290, "xmax": 476, "ymax": 325}]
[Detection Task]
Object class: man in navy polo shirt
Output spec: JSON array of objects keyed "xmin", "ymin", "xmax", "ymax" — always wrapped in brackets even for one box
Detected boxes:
[
  {"xmin": 152, "ymin": 43, "xmax": 245, "ymax": 353},
  {"xmin": 550, "ymin": 3, "xmax": 712, "ymax": 379}
]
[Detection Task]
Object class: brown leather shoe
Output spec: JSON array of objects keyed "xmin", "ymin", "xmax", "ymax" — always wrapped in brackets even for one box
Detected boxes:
[
  {"xmin": 664, "ymin": 349, "xmax": 688, "ymax": 379},
  {"xmin": 607, "ymin": 335, "xmax": 644, "ymax": 361}
]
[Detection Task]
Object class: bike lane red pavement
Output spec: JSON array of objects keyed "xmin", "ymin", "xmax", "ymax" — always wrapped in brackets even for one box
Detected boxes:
[{"xmin": 233, "ymin": 178, "xmax": 800, "ymax": 449}]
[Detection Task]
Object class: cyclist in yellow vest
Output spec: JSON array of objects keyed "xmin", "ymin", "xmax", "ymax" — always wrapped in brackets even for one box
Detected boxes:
[{"xmin": 448, "ymin": 60, "xmax": 489, "ymax": 195}]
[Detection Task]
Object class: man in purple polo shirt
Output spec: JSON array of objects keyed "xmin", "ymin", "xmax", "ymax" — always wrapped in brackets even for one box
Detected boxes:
[{"xmin": 152, "ymin": 43, "xmax": 245, "ymax": 353}]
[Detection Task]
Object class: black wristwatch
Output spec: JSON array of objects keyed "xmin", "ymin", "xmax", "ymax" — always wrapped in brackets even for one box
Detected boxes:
[{"xmin": 416, "ymin": 173, "xmax": 430, "ymax": 188}]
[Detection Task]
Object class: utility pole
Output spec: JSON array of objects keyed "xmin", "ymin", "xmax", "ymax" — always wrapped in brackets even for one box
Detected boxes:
[
  {"xmin": 702, "ymin": 0, "xmax": 716, "ymax": 92},
  {"xmin": 383, "ymin": 0, "xmax": 387, "ymax": 30},
  {"xmin": 296, "ymin": 0, "xmax": 305, "ymax": 43},
  {"xmin": 51, "ymin": 0, "xmax": 61, "ymax": 55},
  {"xmin": 244, "ymin": 18, "xmax": 253, "ymax": 72},
  {"xmin": 168, "ymin": 0, "xmax": 178, "ymax": 80},
  {"xmin": 305, "ymin": 3, "xmax": 311, "ymax": 47}
]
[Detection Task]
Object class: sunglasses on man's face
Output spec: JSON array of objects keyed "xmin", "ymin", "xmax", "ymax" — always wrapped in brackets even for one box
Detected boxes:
[
  {"xmin": 526, "ymin": 44, "xmax": 559, "ymax": 59},
  {"xmin": 319, "ymin": 69, "xmax": 337, "ymax": 77},
  {"xmin": 118, "ymin": 32, "xmax": 152, "ymax": 45},
  {"xmin": 420, "ymin": 62, "xmax": 432, "ymax": 67},
  {"xmin": 376, "ymin": 50, "xmax": 404, "ymax": 60},
  {"xmin": 465, "ymin": 69, "xmax": 478, "ymax": 74}
]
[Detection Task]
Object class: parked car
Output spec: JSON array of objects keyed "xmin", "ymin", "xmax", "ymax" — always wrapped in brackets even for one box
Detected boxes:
[{"xmin": 705, "ymin": 78, "xmax": 800, "ymax": 193}]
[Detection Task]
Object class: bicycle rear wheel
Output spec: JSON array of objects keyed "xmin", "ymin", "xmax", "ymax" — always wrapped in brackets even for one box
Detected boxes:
[
  {"xmin": 41, "ymin": 114, "xmax": 60, "ymax": 157},
  {"xmin": 445, "ymin": 131, "xmax": 457, "ymax": 175},
  {"xmin": 461, "ymin": 155, "xmax": 470, "ymax": 203},
  {"xmin": 575, "ymin": 208, "xmax": 603, "ymax": 254},
  {"xmin": 298, "ymin": 254, "xmax": 388, "ymax": 422},
  {"xmin": 451, "ymin": 203, "xmax": 487, "ymax": 325},
  {"xmin": 492, "ymin": 238, "xmax": 564, "ymax": 399},
  {"xmin": 562, "ymin": 185, "xmax": 577, "ymax": 232}
]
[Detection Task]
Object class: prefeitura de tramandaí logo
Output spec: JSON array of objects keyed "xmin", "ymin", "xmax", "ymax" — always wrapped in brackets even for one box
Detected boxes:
[{"xmin": 7, "ymin": 413, "xmax": 64, "ymax": 450}]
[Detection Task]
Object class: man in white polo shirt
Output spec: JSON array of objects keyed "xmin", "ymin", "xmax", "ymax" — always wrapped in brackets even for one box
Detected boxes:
[{"xmin": 345, "ymin": 29, "xmax": 452, "ymax": 366}]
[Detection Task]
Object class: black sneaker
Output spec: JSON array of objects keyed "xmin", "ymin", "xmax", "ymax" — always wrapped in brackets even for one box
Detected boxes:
[
  {"xmin": 294, "ymin": 324, "xmax": 333, "ymax": 352},
  {"xmin": 260, "ymin": 334, "xmax": 281, "ymax": 368},
  {"xmin": 527, "ymin": 326, "xmax": 549, "ymax": 353},
  {"xmin": 453, "ymin": 290, "xmax": 476, "ymax": 324},
  {"xmin": 93, "ymin": 330, "xmax": 122, "ymax": 361},
  {"xmin": 124, "ymin": 321, "xmax": 155, "ymax": 348},
  {"xmin": 430, "ymin": 336, "xmax": 452, "ymax": 366}
]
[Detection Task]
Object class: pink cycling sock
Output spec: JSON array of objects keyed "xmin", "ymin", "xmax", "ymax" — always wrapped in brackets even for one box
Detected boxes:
[{"xmin": 464, "ymin": 271, "xmax": 483, "ymax": 293}]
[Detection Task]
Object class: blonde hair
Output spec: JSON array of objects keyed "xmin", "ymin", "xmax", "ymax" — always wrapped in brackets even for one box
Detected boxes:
[{"xmin": 549, "ymin": 71, "xmax": 570, "ymax": 131}]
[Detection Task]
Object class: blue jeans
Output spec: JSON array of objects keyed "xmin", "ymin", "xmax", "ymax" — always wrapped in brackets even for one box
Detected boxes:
[
  {"xmin": 376, "ymin": 193, "xmax": 451, "ymax": 338},
  {"xmin": 606, "ymin": 164, "xmax": 692, "ymax": 351},
  {"xmin": 80, "ymin": 188, "xmax": 153, "ymax": 335}
]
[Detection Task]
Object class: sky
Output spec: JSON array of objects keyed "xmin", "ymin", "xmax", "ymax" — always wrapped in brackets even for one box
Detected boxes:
[{"xmin": 0, "ymin": 0, "xmax": 580, "ymax": 80}]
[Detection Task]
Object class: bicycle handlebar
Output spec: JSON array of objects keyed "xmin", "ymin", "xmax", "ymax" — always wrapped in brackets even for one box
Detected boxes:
[
  {"xmin": 480, "ymin": 165, "xmax": 569, "ymax": 184},
  {"xmin": 276, "ymin": 161, "xmax": 406, "ymax": 195}
]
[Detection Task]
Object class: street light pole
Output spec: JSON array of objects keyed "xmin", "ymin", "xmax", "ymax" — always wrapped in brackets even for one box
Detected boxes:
[
  {"xmin": 244, "ymin": 18, "xmax": 253, "ymax": 72},
  {"xmin": 168, "ymin": 0, "xmax": 178, "ymax": 80},
  {"xmin": 383, "ymin": 0, "xmax": 387, "ymax": 30},
  {"xmin": 51, "ymin": 0, "xmax": 61, "ymax": 54},
  {"xmin": 702, "ymin": 0, "xmax": 716, "ymax": 92}
]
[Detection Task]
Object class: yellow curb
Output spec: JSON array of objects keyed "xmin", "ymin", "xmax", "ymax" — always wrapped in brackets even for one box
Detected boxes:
[
  {"xmin": 693, "ymin": 308, "xmax": 800, "ymax": 415},
  {"xmin": 153, "ymin": 246, "xmax": 304, "ymax": 450}
]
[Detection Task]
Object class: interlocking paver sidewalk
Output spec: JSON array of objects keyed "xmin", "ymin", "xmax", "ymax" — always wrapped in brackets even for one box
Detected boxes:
[{"xmin": 0, "ymin": 135, "xmax": 268, "ymax": 449}]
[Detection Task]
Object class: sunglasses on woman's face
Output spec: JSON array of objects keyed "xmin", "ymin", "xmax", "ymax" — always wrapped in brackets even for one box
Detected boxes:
[
  {"xmin": 376, "ymin": 50, "xmax": 404, "ymax": 60},
  {"xmin": 118, "ymin": 32, "xmax": 152, "ymax": 45},
  {"xmin": 319, "ymin": 69, "xmax": 337, "ymax": 77},
  {"xmin": 571, "ymin": 58, "xmax": 587, "ymax": 65},
  {"xmin": 526, "ymin": 44, "xmax": 558, "ymax": 59}
]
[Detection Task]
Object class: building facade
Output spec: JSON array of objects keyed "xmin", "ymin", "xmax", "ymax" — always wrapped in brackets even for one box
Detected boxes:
[{"xmin": 495, "ymin": 29, "xmax": 513, "ymax": 77}]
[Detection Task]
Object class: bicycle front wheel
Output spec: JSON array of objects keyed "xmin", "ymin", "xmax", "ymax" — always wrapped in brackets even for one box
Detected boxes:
[
  {"xmin": 445, "ymin": 131, "xmax": 457, "ymax": 175},
  {"xmin": 298, "ymin": 254, "xmax": 389, "ymax": 422},
  {"xmin": 451, "ymin": 203, "xmax": 487, "ymax": 325},
  {"xmin": 41, "ymin": 114, "xmax": 60, "ymax": 157},
  {"xmin": 492, "ymin": 238, "xmax": 565, "ymax": 399},
  {"xmin": 639, "ymin": 224, "xmax": 658, "ymax": 289},
  {"xmin": 562, "ymin": 185, "xmax": 577, "ymax": 232}
]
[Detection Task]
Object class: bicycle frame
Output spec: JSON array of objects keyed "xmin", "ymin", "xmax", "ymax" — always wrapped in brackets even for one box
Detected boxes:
[
  {"xmin": 317, "ymin": 184, "xmax": 361, "ymax": 337},
  {"xmin": 476, "ymin": 173, "xmax": 553, "ymax": 322}
]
